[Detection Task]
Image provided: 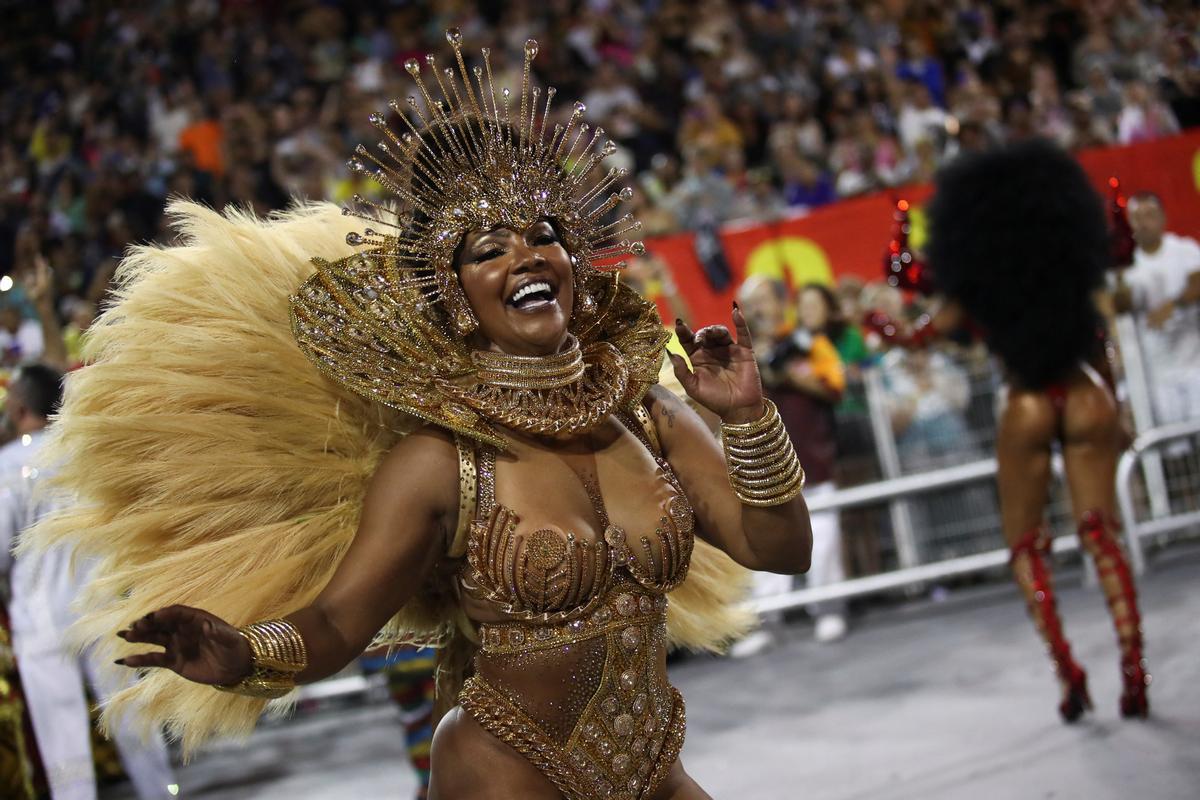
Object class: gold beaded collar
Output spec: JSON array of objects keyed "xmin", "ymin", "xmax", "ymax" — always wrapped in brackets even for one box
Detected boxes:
[
  {"xmin": 471, "ymin": 335, "xmax": 586, "ymax": 390},
  {"xmin": 459, "ymin": 336, "xmax": 628, "ymax": 438}
]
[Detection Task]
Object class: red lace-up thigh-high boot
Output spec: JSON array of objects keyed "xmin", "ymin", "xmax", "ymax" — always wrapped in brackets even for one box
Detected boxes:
[
  {"xmin": 1078, "ymin": 510, "xmax": 1150, "ymax": 718},
  {"xmin": 1010, "ymin": 525, "xmax": 1091, "ymax": 722}
]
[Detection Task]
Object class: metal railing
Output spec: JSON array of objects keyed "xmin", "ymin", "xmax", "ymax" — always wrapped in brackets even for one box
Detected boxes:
[
  {"xmin": 1115, "ymin": 419, "xmax": 1200, "ymax": 575},
  {"xmin": 751, "ymin": 455, "xmax": 1071, "ymax": 614},
  {"xmin": 748, "ymin": 419, "xmax": 1200, "ymax": 614},
  {"xmin": 751, "ymin": 420, "xmax": 1200, "ymax": 616},
  {"xmin": 749, "ymin": 310, "xmax": 1197, "ymax": 615}
]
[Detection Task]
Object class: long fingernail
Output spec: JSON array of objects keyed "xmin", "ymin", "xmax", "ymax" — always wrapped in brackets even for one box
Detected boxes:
[
  {"xmin": 116, "ymin": 630, "xmax": 128, "ymax": 639},
  {"xmin": 675, "ymin": 318, "xmax": 683, "ymax": 326},
  {"xmin": 732, "ymin": 301, "xmax": 740, "ymax": 310},
  {"xmin": 114, "ymin": 658, "xmax": 126, "ymax": 665}
]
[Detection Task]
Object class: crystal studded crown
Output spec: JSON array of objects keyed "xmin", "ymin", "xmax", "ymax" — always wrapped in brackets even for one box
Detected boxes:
[{"xmin": 290, "ymin": 29, "xmax": 667, "ymax": 446}]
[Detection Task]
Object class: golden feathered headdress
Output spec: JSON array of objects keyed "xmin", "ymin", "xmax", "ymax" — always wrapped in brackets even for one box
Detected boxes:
[{"xmin": 291, "ymin": 29, "xmax": 664, "ymax": 446}]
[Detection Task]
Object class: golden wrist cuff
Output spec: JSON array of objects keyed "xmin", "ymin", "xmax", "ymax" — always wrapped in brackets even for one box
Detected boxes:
[
  {"xmin": 720, "ymin": 400, "xmax": 805, "ymax": 507},
  {"xmin": 216, "ymin": 619, "xmax": 308, "ymax": 699}
]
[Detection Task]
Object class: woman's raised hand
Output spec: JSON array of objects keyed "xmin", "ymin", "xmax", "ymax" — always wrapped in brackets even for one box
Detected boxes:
[
  {"xmin": 117, "ymin": 605, "xmax": 252, "ymax": 686},
  {"xmin": 669, "ymin": 305, "xmax": 767, "ymax": 424}
]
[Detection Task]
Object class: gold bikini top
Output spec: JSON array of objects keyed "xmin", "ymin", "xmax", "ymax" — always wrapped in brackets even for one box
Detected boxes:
[{"xmin": 453, "ymin": 405, "xmax": 694, "ymax": 623}]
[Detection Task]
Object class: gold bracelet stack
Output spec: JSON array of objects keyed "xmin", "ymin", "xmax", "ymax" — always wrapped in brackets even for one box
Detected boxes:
[
  {"xmin": 216, "ymin": 619, "xmax": 308, "ymax": 699},
  {"xmin": 720, "ymin": 400, "xmax": 806, "ymax": 507}
]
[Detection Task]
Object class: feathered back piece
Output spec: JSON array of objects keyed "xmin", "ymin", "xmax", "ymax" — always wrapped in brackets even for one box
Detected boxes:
[
  {"xmin": 925, "ymin": 139, "xmax": 1110, "ymax": 387},
  {"xmin": 25, "ymin": 202, "xmax": 748, "ymax": 752},
  {"xmin": 665, "ymin": 540, "xmax": 753, "ymax": 652},
  {"xmin": 23, "ymin": 202, "xmax": 430, "ymax": 752}
]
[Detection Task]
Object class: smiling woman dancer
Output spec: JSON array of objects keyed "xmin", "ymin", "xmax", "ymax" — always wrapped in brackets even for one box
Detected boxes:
[{"xmin": 27, "ymin": 33, "xmax": 812, "ymax": 800}]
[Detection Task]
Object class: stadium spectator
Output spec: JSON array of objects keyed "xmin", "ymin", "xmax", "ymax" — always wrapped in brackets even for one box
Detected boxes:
[
  {"xmin": 1114, "ymin": 193, "xmax": 1200, "ymax": 427},
  {"xmin": 767, "ymin": 93, "xmax": 826, "ymax": 164},
  {"xmin": 878, "ymin": 342, "xmax": 994, "ymax": 563},
  {"xmin": 0, "ymin": 307, "xmax": 43, "ymax": 367},
  {"xmin": 897, "ymin": 81, "xmax": 949, "ymax": 155},
  {"xmin": 781, "ymin": 155, "xmax": 837, "ymax": 210},
  {"xmin": 880, "ymin": 346, "xmax": 975, "ymax": 474},
  {"xmin": 1117, "ymin": 80, "xmax": 1181, "ymax": 144}
]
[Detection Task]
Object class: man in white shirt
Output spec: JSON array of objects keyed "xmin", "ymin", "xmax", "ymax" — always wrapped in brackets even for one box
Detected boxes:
[
  {"xmin": 897, "ymin": 82, "xmax": 948, "ymax": 154},
  {"xmin": 0, "ymin": 365, "xmax": 175, "ymax": 800},
  {"xmin": 1115, "ymin": 193, "xmax": 1200, "ymax": 426}
]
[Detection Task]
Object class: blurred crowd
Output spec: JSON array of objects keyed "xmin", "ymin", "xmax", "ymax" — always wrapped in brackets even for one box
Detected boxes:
[{"xmin": 1, "ymin": 0, "xmax": 1199, "ymax": 354}]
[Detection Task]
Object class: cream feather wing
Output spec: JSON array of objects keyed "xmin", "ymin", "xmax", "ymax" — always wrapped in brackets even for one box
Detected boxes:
[{"xmin": 22, "ymin": 201, "xmax": 451, "ymax": 752}]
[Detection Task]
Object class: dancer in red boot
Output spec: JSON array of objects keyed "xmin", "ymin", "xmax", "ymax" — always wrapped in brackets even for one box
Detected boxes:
[{"xmin": 914, "ymin": 140, "xmax": 1150, "ymax": 722}]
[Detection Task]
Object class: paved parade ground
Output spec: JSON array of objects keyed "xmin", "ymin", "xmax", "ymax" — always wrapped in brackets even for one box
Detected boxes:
[{"xmin": 106, "ymin": 545, "xmax": 1200, "ymax": 800}]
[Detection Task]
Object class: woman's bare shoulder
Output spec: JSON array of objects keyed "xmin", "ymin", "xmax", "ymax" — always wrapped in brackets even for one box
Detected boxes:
[{"xmin": 371, "ymin": 424, "xmax": 462, "ymax": 508}]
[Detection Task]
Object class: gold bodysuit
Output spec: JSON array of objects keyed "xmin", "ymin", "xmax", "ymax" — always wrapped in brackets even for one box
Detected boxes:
[{"xmin": 455, "ymin": 407, "xmax": 694, "ymax": 800}]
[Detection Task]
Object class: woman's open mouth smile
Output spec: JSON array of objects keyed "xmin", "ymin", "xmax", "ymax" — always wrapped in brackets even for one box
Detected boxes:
[{"xmin": 506, "ymin": 278, "xmax": 560, "ymax": 314}]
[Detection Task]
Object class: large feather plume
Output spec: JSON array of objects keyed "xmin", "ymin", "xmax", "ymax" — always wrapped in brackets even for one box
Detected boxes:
[{"xmin": 22, "ymin": 201, "xmax": 433, "ymax": 752}]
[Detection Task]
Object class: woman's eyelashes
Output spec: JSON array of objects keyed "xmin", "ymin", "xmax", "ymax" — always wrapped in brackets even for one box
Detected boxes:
[{"xmin": 473, "ymin": 232, "xmax": 557, "ymax": 263}]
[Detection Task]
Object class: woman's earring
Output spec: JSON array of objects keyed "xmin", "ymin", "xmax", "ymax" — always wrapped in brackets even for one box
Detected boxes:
[
  {"xmin": 576, "ymin": 290, "xmax": 597, "ymax": 317},
  {"xmin": 451, "ymin": 302, "xmax": 479, "ymax": 336},
  {"xmin": 441, "ymin": 272, "xmax": 479, "ymax": 336}
]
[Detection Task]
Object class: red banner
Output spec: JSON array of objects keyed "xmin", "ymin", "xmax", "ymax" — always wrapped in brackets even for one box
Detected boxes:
[{"xmin": 646, "ymin": 130, "xmax": 1200, "ymax": 326}]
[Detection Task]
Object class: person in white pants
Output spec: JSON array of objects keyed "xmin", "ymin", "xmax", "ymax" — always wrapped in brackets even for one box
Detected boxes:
[
  {"xmin": 799, "ymin": 482, "xmax": 847, "ymax": 640},
  {"xmin": 0, "ymin": 365, "xmax": 176, "ymax": 800}
]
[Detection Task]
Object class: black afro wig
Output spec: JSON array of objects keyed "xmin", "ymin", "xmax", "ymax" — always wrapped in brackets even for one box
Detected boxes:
[{"xmin": 926, "ymin": 139, "xmax": 1110, "ymax": 389}]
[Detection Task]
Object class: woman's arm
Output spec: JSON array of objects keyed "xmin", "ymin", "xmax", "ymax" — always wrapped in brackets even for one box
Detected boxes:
[
  {"xmin": 660, "ymin": 310, "xmax": 813, "ymax": 575},
  {"xmin": 648, "ymin": 385, "xmax": 812, "ymax": 574},
  {"xmin": 120, "ymin": 427, "xmax": 460, "ymax": 687},
  {"xmin": 282, "ymin": 428, "xmax": 459, "ymax": 682}
]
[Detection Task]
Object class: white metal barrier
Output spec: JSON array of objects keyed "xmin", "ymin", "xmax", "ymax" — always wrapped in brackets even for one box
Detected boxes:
[
  {"xmin": 748, "ymin": 310, "xmax": 1194, "ymax": 616},
  {"xmin": 748, "ymin": 421, "xmax": 1200, "ymax": 615},
  {"xmin": 1114, "ymin": 314, "xmax": 1172, "ymax": 519},
  {"xmin": 1115, "ymin": 419, "xmax": 1200, "ymax": 575}
]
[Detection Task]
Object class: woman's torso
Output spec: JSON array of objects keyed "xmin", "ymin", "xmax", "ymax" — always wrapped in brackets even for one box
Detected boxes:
[{"xmin": 453, "ymin": 410, "xmax": 695, "ymax": 800}]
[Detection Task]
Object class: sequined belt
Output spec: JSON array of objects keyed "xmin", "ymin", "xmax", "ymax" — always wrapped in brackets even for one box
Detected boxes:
[{"xmin": 477, "ymin": 588, "xmax": 669, "ymax": 655}]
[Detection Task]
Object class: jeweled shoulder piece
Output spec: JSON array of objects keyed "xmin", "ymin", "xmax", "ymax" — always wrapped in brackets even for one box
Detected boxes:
[{"xmin": 291, "ymin": 29, "xmax": 666, "ymax": 446}]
